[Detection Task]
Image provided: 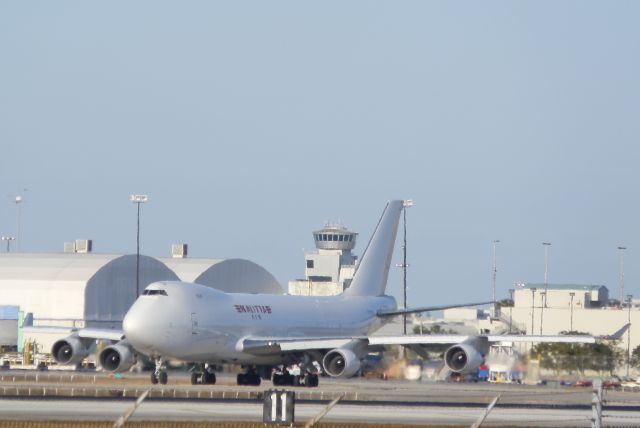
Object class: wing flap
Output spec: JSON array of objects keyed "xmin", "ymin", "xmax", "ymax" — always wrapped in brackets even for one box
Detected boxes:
[
  {"xmin": 368, "ymin": 335, "xmax": 471, "ymax": 346},
  {"xmin": 239, "ymin": 337, "xmax": 357, "ymax": 354}
]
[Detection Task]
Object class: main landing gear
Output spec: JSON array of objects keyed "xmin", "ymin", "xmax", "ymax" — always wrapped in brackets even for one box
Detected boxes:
[
  {"xmin": 150, "ymin": 358, "xmax": 168, "ymax": 385},
  {"xmin": 191, "ymin": 364, "xmax": 217, "ymax": 385},
  {"xmin": 236, "ymin": 367, "xmax": 261, "ymax": 386},
  {"xmin": 272, "ymin": 369, "xmax": 319, "ymax": 387}
]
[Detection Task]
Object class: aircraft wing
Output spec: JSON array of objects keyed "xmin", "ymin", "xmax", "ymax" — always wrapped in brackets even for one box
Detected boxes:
[
  {"xmin": 240, "ymin": 323, "xmax": 630, "ymax": 355},
  {"xmin": 367, "ymin": 324, "xmax": 629, "ymax": 347},
  {"xmin": 486, "ymin": 323, "xmax": 630, "ymax": 344},
  {"xmin": 23, "ymin": 326, "xmax": 124, "ymax": 342},
  {"xmin": 377, "ymin": 301, "xmax": 493, "ymax": 317}
]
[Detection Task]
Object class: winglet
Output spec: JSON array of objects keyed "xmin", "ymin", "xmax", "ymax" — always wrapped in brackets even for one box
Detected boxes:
[{"xmin": 599, "ymin": 323, "xmax": 631, "ymax": 341}]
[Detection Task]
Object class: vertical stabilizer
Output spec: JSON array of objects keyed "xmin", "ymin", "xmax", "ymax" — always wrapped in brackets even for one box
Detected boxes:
[{"xmin": 343, "ymin": 200, "xmax": 404, "ymax": 297}]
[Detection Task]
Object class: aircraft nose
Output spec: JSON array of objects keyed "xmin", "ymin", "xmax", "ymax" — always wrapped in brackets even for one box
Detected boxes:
[{"xmin": 123, "ymin": 303, "xmax": 150, "ymax": 349}]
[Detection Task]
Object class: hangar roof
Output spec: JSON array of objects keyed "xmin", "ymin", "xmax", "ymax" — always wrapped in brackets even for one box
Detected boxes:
[
  {"xmin": 0, "ymin": 253, "xmax": 124, "ymax": 281},
  {"xmin": 159, "ymin": 257, "xmax": 284, "ymax": 294}
]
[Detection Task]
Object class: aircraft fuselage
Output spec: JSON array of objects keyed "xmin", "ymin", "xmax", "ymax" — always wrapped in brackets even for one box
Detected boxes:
[{"xmin": 123, "ymin": 281, "xmax": 397, "ymax": 365}]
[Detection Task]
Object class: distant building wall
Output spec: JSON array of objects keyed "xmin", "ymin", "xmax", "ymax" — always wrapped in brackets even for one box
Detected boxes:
[{"xmin": 508, "ymin": 306, "xmax": 639, "ymax": 352}]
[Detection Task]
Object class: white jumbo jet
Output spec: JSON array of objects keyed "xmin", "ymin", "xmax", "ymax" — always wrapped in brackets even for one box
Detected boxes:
[{"xmin": 50, "ymin": 200, "xmax": 629, "ymax": 387}]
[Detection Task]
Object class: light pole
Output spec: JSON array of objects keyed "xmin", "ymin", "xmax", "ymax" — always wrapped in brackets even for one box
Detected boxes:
[
  {"xmin": 130, "ymin": 194, "xmax": 148, "ymax": 299},
  {"xmin": 539, "ymin": 292, "xmax": 546, "ymax": 335},
  {"xmin": 491, "ymin": 240, "xmax": 500, "ymax": 317},
  {"xmin": 1, "ymin": 236, "xmax": 15, "ymax": 253},
  {"xmin": 569, "ymin": 292, "xmax": 575, "ymax": 332},
  {"xmin": 14, "ymin": 195, "xmax": 23, "ymax": 251},
  {"xmin": 618, "ymin": 246, "xmax": 627, "ymax": 304},
  {"xmin": 530, "ymin": 287, "xmax": 537, "ymax": 335},
  {"xmin": 401, "ymin": 199, "xmax": 413, "ymax": 337},
  {"xmin": 626, "ymin": 294, "xmax": 632, "ymax": 378},
  {"xmin": 541, "ymin": 242, "xmax": 551, "ymax": 335},
  {"xmin": 508, "ymin": 288, "xmax": 514, "ymax": 333}
]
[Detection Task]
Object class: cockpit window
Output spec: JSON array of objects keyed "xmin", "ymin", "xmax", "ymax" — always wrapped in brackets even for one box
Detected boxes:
[{"xmin": 142, "ymin": 289, "xmax": 168, "ymax": 296}]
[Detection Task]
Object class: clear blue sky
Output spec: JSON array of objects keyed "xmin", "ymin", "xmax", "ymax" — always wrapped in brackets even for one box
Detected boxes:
[{"xmin": 2, "ymin": 1, "xmax": 639, "ymax": 306}]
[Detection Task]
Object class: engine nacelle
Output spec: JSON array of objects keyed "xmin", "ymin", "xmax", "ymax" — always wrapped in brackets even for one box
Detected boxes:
[
  {"xmin": 322, "ymin": 348, "xmax": 362, "ymax": 378},
  {"xmin": 51, "ymin": 336, "xmax": 92, "ymax": 366},
  {"xmin": 99, "ymin": 341, "xmax": 136, "ymax": 372},
  {"xmin": 444, "ymin": 343, "xmax": 484, "ymax": 374}
]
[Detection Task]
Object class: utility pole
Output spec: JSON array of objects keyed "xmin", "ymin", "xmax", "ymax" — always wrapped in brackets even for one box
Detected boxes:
[{"xmin": 491, "ymin": 240, "xmax": 500, "ymax": 317}]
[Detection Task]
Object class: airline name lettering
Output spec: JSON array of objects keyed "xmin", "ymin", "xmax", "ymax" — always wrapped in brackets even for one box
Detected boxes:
[{"xmin": 234, "ymin": 304, "xmax": 273, "ymax": 314}]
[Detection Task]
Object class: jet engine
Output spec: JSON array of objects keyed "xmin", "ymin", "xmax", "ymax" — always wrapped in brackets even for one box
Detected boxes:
[
  {"xmin": 51, "ymin": 336, "xmax": 92, "ymax": 365},
  {"xmin": 322, "ymin": 348, "xmax": 362, "ymax": 378},
  {"xmin": 99, "ymin": 341, "xmax": 136, "ymax": 372},
  {"xmin": 444, "ymin": 343, "xmax": 484, "ymax": 374}
]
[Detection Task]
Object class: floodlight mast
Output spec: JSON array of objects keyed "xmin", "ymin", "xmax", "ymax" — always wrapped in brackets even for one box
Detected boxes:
[
  {"xmin": 1, "ymin": 236, "xmax": 15, "ymax": 253},
  {"xmin": 401, "ymin": 200, "xmax": 413, "ymax": 337},
  {"xmin": 130, "ymin": 194, "xmax": 149, "ymax": 299}
]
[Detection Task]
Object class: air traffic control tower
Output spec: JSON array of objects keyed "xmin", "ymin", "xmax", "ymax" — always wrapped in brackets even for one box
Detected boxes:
[{"xmin": 288, "ymin": 224, "xmax": 358, "ymax": 296}]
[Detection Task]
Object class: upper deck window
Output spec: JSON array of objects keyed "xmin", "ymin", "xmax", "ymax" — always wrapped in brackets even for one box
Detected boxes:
[{"xmin": 142, "ymin": 289, "xmax": 168, "ymax": 296}]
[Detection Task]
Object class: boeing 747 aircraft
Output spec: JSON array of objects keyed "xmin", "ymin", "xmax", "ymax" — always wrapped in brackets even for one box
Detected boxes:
[{"xmin": 50, "ymin": 200, "xmax": 628, "ymax": 387}]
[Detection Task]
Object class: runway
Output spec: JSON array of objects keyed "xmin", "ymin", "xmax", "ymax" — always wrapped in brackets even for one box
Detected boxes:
[
  {"xmin": 1, "ymin": 397, "xmax": 639, "ymax": 426},
  {"xmin": 1, "ymin": 371, "xmax": 639, "ymax": 426}
]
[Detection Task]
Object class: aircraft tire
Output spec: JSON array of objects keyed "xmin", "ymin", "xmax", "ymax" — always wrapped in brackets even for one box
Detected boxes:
[
  {"xmin": 191, "ymin": 372, "xmax": 200, "ymax": 385},
  {"xmin": 307, "ymin": 374, "xmax": 319, "ymax": 387},
  {"xmin": 204, "ymin": 372, "xmax": 216, "ymax": 385},
  {"xmin": 159, "ymin": 371, "xmax": 168, "ymax": 385},
  {"xmin": 150, "ymin": 372, "xmax": 158, "ymax": 385}
]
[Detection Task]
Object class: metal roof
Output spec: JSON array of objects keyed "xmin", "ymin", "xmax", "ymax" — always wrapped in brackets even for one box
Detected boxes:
[
  {"xmin": 159, "ymin": 257, "xmax": 283, "ymax": 294},
  {"xmin": 0, "ymin": 253, "xmax": 124, "ymax": 281},
  {"xmin": 520, "ymin": 283, "xmax": 605, "ymax": 291}
]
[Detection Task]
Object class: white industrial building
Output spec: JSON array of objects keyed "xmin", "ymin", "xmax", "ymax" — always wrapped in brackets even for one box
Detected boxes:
[
  {"xmin": 0, "ymin": 248, "xmax": 283, "ymax": 353},
  {"xmin": 415, "ymin": 283, "xmax": 639, "ymax": 376},
  {"xmin": 506, "ymin": 283, "xmax": 638, "ymax": 350},
  {"xmin": 288, "ymin": 224, "xmax": 358, "ymax": 296},
  {"xmin": 0, "ymin": 253, "xmax": 178, "ymax": 330}
]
